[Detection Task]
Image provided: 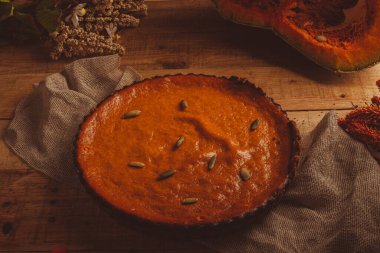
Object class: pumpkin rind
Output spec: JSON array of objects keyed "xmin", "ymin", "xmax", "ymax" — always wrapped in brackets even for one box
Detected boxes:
[{"xmin": 213, "ymin": 0, "xmax": 380, "ymax": 72}]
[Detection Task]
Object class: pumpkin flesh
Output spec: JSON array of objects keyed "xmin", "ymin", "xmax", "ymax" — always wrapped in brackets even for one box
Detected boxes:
[{"xmin": 213, "ymin": 0, "xmax": 380, "ymax": 71}]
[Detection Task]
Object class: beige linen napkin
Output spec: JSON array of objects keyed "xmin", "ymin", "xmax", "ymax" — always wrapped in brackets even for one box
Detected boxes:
[
  {"xmin": 4, "ymin": 54, "xmax": 141, "ymax": 182},
  {"xmin": 199, "ymin": 112, "xmax": 380, "ymax": 253}
]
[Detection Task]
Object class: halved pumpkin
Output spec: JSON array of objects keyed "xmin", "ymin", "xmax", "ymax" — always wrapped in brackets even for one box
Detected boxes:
[{"xmin": 213, "ymin": 0, "xmax": 380, "ymax": 72}]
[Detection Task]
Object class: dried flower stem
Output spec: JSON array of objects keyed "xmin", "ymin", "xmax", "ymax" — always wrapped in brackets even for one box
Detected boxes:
[{"xmin": 50, "ymin": 0, "xmax": 147, "ymax": 60}]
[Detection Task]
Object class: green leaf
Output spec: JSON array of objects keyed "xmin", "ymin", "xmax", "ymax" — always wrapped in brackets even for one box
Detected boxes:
[
  {"xmin": 36, "ymin": 0, "xmax": 55, "ymax": 10},
  {"xmin": 36, "ymin": 0, "xmax": 59, "ymax": 33},
  {"xmin": 0, "ymin": 1, "xmax": 14, "ymax": 21},
  {"xmin": 36, "ymin": 8, "xmax": 59, "ymax": 32},
  {"xmin": 11, "ymin": 11, "xmax": 41, "ymax": 40}
]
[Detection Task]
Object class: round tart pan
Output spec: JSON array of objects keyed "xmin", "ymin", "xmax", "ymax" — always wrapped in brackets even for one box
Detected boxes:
[{"xmin": 75, "ymin": 74, "xmax": 301, "ymax": 228}]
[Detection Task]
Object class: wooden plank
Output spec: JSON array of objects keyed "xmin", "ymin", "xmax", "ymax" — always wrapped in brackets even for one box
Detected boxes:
[
  {"xmin": 0, "ymin": 0, "xmax": 378, "ymax": 73},
  {"xmin": 0, "ymin": 0, "xmax": 378, "ymax": 252},
  {"xmin": 0, "ymin": 0, "xmax": 283, "ymax": 74},
  {"xmin": 133, "ymin": 68, "xmax": 378, "ymax": 111},
  {"xmin": 0, "ymin": 251, "xmax": 216, "ymax": 253},
  {"xmin": 0, "ymin": 67, "xmax": 377, "ymax": 119},
  {"xmin": 0, "ymin": 251, "xmax": 215, "ymax": 253},
  {"xmin": 0, "ymin": 0, "xmax": 379, "ymax": 119},
  {"xmin": 0, "ymin": 170, "xmax": 213, "ymax": 252},
  {"xmin": 287, "ymin": 110, "xmax": 350, "ymax": 133}
]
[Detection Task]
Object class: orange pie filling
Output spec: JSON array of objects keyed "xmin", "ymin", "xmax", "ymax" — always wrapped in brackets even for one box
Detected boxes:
[{"xmin": 76, "ymin": 75, "xmax": 299, "ymax": 226}]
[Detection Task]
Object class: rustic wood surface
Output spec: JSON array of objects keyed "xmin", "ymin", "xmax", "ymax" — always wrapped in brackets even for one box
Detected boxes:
[{"xmin": 0, "ymin": 0, "xmax": 379, "ymax": 252}]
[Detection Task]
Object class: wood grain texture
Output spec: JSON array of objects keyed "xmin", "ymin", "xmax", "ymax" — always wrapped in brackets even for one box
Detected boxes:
[
  {"xmin": 0, "ymin": 0, "xmax": 378, "ymax": 252},
  {"xmin": 0, "ymin": 1, "xmax": 379, "ymax": 119}
]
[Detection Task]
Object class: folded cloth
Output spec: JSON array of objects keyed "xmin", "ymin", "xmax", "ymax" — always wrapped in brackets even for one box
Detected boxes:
[
  {"xmin": 4, "ymin": 55, "xmax": 141, "ymax": 182},
  {"xmin": 199, "ymin": 112, "xmax": 380, "ymax": 253}
]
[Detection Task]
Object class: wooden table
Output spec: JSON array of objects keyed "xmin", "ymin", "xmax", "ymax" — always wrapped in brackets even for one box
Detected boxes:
[{"xmin": 0, "ymin": 1, "xmax": 378, "ymax": 252}]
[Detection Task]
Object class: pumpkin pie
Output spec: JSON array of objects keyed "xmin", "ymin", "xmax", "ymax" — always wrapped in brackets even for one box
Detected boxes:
[{"xmin": 76, "ymin": 74, "xmax": 300, "ymax": 226}]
